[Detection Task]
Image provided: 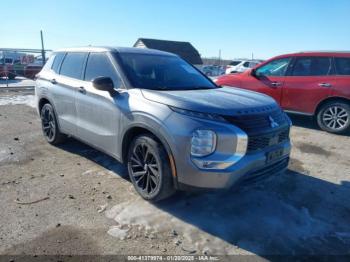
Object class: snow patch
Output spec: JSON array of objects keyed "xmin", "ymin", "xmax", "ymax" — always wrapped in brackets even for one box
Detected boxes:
[
  {"xmin": 0, "ymin": 95, "xmax": 36, "ymax": 108},
  {"xmin": 107, "ymin": 226, "xmax": 129, "ymax": 240},
  {"xmin": 106, "ymin": 187, "xmax": 335, "ymax": 254}
]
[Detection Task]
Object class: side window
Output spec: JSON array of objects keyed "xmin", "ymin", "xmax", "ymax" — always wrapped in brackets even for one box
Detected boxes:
[
  {"xmin": 51, "ymin": 53, "xmax": 65, "ymax": 73},
  {"xmin": 84, "ymin": 53, "xmax": 120, "ymax": 86},
  {"xmin": 256, "ymin": 58, "xmax": 291, "ymax": 77},
  {"xmin": 334, "ymin": 57, "xmax": 350, "ymax": 75},
  {"xmin": 243, "ymin": 62, "xmax": 250, "ymax": 68},
  {"xmin": 291, "ymin": 57, "xmax": 331, "ymax": 76},
  {"xmin": 60, "ymin": 52, "xmax": 87, "ymax": 79}
]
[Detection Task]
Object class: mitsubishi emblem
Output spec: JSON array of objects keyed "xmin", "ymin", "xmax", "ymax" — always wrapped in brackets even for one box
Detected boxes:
[{"xmin": 269, "ymin": 116, "xmax": 279, "ymax": 128}]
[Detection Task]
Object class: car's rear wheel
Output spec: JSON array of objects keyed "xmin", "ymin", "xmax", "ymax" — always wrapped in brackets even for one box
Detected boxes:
[
  {"xmin": 127, "ymin": 134, "xmax": 175, "ymax": 202},
  {"xmin": 40, "ymin": 103, "xmax": 67, "ymax": 144},
  {"xmin": 317, "ymin": 101, "xmax": 350, "ymax": 134}
]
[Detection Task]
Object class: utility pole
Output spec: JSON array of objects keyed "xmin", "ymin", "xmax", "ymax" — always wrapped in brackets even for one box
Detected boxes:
[
  {"xmin": 218, "ymin": 49, "xmax": 221, "ymax": 66},
  {"xmin": 40, "ymin": 30, "xmax": 46, "ymax": 66}
]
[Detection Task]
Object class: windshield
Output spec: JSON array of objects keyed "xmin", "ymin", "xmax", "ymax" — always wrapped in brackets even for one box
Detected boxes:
[{"xmin": 116, "ymin": 53, "xmax": 217, "ymax": 90}]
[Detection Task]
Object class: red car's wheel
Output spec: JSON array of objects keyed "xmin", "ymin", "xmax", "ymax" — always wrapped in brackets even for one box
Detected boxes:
[{"xmin": 317, "ymin": 101, "xmax": 350, "ymax": 134}]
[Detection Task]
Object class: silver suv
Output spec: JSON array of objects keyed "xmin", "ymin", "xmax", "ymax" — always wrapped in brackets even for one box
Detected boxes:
[{"xmin": 35, "ymin": 47, "xmax": 292, "ymax": 201}]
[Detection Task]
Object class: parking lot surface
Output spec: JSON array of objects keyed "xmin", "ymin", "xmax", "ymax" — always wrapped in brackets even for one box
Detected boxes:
[{"xmin": 0, "ymin": 91, "xmax": 349, "ymax": 256}]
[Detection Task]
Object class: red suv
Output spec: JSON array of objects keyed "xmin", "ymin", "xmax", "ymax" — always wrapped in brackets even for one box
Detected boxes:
[{"xmin": 216, "ymin": 52, "xmax": 350, "ymax": 134}]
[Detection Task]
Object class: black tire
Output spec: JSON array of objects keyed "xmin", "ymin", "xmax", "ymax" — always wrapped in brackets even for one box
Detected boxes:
[
  {"xmin": 317, "ymin": 101, "xmax": 350, "ymax": 134},
  {"xmin": 40, "ymin": 103, "xmax": 67, "ymax": 145},
  {"xmin": 8, "ymin": 72, "xmax": 16, "ymax": 80},
  {"xmin": 127, "ymin": 134, "xmax": 175, "ymax": 202}
]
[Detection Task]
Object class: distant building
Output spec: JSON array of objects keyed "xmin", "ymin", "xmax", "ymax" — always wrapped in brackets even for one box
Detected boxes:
[{"xmin": 133, "ymin": 38, "xmax": 202, "ymax": 65}]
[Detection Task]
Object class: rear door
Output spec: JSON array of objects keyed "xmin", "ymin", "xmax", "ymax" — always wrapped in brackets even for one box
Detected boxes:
[
  {"xmin": 240, "ymin": 57, "xmax": 291, "ymax": 103},
  {"xmin": 75, "ymin": 52, "xmax": 123, "ymax": 156},
  {"xmin": 53, "ymin": 52, "xmax": 87, "ymax": 136},
  {"xmin": 333, "ymin": 57, "xmax": 350, "ymax": 98},
  {"xmin": 281, "ymin": 56, "xmax": 335, "ymax": 114}
]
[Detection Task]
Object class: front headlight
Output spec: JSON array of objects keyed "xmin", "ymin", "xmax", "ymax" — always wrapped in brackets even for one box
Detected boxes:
[{"xmin": 191, "ymin": 129, "xmax": 217, "ymax": 157}]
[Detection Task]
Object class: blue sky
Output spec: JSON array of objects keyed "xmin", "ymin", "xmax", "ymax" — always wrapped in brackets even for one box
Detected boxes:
[{"xmin": 1, "ymin": 0, "xmax": 349, "ymax": 59}]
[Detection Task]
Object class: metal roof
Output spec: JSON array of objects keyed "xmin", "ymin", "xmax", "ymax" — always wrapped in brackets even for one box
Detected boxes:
[{"xmin": 54, "ymin": 46, "xmax": 176, "ymax": 56}]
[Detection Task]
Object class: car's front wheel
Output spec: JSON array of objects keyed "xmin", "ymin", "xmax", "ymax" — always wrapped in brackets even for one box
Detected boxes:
[
  {"xmin": 127, "ymin": 134, "xmax": 175, "ymax": 201},
  {"xmin": 317, "ymin": 101, "xmax": 350, "ymax": 134},
  {"xmin": 8, "ymin": 72, "xmax": 16, "ymax": 80},
  {"xmin": 40, "ymin": 103, "xmax": 67, "ymax": 144}
]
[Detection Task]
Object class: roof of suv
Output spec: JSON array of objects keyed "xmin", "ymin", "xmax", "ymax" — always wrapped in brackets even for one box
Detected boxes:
[
  {"xmin": 55, "ymin": 46, "xmax": 177, "ymax": 56},
  {"xmin": 275, "ymin": 51, "xmax": 350, "ymax": 58}
]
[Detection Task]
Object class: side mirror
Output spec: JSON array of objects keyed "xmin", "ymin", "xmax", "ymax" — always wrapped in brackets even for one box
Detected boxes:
[
  {"xmin": 251, "ymin": 68, "xmax": 261, "ymax": 78},
  {"xmin": 251, "ymin": 69, "xmax": 256, "ymax": 77},
  {"xmin": 92, "ymin": 76, "xmax": 116, "ymax": 96}
]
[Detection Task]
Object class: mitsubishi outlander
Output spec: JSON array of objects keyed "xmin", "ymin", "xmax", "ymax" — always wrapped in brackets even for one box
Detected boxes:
[{"xmin": 35, "ymin": 47, "xmax": 292, "ymax": 201}]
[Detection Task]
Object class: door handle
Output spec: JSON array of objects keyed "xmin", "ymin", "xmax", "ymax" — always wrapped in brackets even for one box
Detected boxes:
[
  {"xmin": 318, "ymin": 83, "xmax": 332, "ymax": 88},
  {"xmin": 78, "ymin": 86, "xmax": 86, "ymax": 94},
  {"xmin": 271, "ymin": 81, "xmax": 282, "ymax": 87},
  {"xmin": 50, "ymin": 78, "xmax": 57, "ymax": 84}
]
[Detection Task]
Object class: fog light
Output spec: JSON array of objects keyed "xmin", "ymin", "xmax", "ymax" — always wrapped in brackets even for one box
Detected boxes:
[{"xmin": 191, "ymin": 129, "xmax": 216, "ymax": 157}]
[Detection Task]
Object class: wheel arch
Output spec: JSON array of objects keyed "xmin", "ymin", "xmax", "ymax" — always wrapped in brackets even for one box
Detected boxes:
[
  {"xmin": 38, "ymin": 97, "xmax": 51, "ymax": 112},
  {"xmin": 121, "ymin": 124, "xmax": 178, "ymax": 187},
  {"xmin": 315, "ymin": 96, "xmax": 350, "ymax": 115},
  {"xmin": 38, "ymin": 96, "xmax": 63, "ymax": 131}
]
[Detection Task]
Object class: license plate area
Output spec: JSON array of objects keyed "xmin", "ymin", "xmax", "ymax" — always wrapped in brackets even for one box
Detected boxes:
[{"xmin": 266, "ymin": 148, "xmax": 284, "ymax": 164}]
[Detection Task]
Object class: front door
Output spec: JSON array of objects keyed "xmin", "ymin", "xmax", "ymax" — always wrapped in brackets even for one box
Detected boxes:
[
  {"xmin": 240, "ymin": 57, "xmax": 292, "ymax": 103},
  {"xmin": 75, "ymin": 52, "xmax": 123, "ymax": 156}
]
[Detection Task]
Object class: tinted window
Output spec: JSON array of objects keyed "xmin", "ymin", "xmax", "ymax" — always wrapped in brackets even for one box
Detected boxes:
[
  {"xmin": 243, "ymin": 62, "xmax": 250, "ymax": 67},
  {"xmin": 256, "ymin": 58, "xmax": 291, "ymax": 76},
  {"xmin": 116, "ymin": 53, "xmax": 217, "ymax": 90},
  {"xmin": 335, "ymin": 57, "xmax": 350, "ymax": 75},
  {"xmin": 229, "ymin": 61, "xmax": 241, "ymax": 66},
  {"xmin": 291, "ymin": 57, "xmax": 331, "ymax": 76},
  {"xmin": 84, "ymin": 53, "xmax": 120, "ymax": 86},
  {"xmin": 51, "ymin": 53, "xmax": 65, "ymax": 73},
  {"xmin": 60, "ymin": 52, "xmax": 87, "ymax": 79}
]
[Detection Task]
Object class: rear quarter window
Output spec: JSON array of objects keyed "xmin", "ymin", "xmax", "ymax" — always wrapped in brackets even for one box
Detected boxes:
[
  {"xmin": 335, "ymin": 57, "xmax": 350, "ymax": 75},
  {"xmin": 51, "ymin": 53, "xmax": 66, "ymax": 73}
]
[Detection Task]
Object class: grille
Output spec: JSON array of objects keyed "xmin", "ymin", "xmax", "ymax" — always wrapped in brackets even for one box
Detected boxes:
[
  {"xmin": 224, "ymin": 109, "xmax": 287, "ymax": 135},
  {"xmin": 247, "ymin": 128, "xmax": 290, "ymax": 152},
  {"xmin": 242, "ymin": 157, "xmax": 289, "ymax": 183}
]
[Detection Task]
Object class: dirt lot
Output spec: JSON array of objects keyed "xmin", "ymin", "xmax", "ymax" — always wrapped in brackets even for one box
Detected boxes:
[{"xmin": 0, "ymin": 91, "xmax": 350, "ymax": 257}]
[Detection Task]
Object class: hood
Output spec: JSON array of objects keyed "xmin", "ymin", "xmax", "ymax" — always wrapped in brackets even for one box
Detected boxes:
[{"xmin": 141, "ymin": 87, "xmax": 278, "ymax": 116}]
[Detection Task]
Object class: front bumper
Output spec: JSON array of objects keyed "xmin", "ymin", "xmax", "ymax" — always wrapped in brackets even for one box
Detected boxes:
[
  {"xmin": 163, "ymin": 109, "xmax": 292, "ymax": 191},
  {"xmin": 176, "ymin": 140, "xmax": 291, "ymax": 190}
]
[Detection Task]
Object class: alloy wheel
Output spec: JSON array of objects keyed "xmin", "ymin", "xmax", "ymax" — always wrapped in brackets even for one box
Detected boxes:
[
  {"xmin": 129, "ymin": 143, "xmax": 160, "ymax": 195},
  {"xmin": 41, "ymin": 106, "xmax": 56, "ymax": 141},
  {"xmin": 322, "ymin": 106, "xmax": 349, "ymax": 130}
]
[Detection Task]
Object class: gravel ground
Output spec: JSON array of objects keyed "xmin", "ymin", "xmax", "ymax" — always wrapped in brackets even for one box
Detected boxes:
[{"xmin": 0, "ymin": 92, "xmax": 349, "ymax": 257}]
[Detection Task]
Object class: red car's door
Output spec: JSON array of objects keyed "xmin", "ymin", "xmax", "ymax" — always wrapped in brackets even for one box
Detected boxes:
[
  {"xmin": 333, "ymin": 57, "xmax": 350, "ymax": 98},
  {"xmin": 281, "ymin": 57, "xmax": 335, "ymax": 114},
  {"xmin": 240, "ymin": 57, "xmax": 292, "ymax": 104}
]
